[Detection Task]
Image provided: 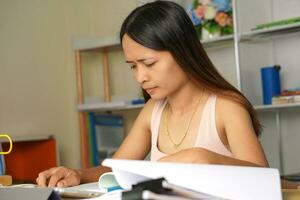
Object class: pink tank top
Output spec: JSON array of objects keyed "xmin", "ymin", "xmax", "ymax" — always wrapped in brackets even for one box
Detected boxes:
[{"xmin": 150, "ymin": 95, "xmax": 233, "ymax": 161}]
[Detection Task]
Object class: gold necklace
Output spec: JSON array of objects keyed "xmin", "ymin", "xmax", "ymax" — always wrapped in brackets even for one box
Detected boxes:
[{"xmin": 165, "ymin": 97, "xmax": 202, "ymax": 147}]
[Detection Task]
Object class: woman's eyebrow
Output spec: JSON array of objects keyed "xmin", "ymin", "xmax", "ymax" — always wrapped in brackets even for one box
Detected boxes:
[{"xmin": 126, "ymin": 58, "xmax": 155, "ymax": 63}]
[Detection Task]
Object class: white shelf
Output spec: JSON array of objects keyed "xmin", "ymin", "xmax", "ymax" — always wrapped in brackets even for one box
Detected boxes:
[
  {"xmin": 78, "ymin": 102, "xmax": 300, "ymax": 112},
  {"xmin": 254, "ymin": 102, "xmax": 300, "ymax": 112},
  {"xmin": 77, "ymin": 101, "xmax": 144, "ymax": 112},
  {"xmin": 78, "ymin": 101, "xmax": 300, "ymax": 112},
  {"xmin": 72, "ymin": 36, "xmax": 120, "ymax": 51},
  {"xmin": 72, "ymin": 35, "xmax": 234, "ymax": 52},
  {"xmin": 201, "ymin": 34, "xmax": 234, "ymax": 48},
  {"xmin": 240, "ymin": 22, "xmax": 300, "ymax": 42}
]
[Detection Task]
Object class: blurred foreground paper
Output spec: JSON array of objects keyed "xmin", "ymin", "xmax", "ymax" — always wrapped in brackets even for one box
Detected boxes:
[{"xmin": 102, "ymin": 159, "xmax": 282, "ymax": 200}]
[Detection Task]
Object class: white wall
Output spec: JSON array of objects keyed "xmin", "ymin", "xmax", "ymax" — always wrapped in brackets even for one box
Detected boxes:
[{"xmin": 0, "ymin": 0, "xmax": 139, "ymax": 168}]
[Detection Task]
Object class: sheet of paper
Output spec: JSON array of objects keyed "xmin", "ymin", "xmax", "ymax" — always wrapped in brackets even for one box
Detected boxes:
[
  {"xmin": 62, "ymin": 182, "xmax": 101, "ymax": 192},
  {"xmin": 102, "ymin": 159, "xmax": 282, "ymax": 200}
]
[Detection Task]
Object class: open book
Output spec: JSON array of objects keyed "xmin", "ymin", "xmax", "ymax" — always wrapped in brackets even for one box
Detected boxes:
[
  {"xmin": 50, "ymin": 172, "xmax": 120, "ymax": 198},
  {"xmin": 0, "ymin": 173, "xmax": 119, "ymax": 199},
  {"xmin": 101, "ymin": 159, "xmax": 282, "ymax": 200}
]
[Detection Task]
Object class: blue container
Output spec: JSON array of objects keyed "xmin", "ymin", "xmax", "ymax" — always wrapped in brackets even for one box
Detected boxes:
[{"xmin": 261, "ymin": 65, "xmax": 281, "ymax": 105}]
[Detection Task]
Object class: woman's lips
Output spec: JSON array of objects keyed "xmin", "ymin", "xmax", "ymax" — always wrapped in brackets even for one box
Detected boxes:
[{"xmin": 145, "ymin": 87, "xmax": 157, "ymax": 95}]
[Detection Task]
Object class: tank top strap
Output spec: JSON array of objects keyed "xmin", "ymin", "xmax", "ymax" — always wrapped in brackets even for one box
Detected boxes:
[
  {"xmin": 150, "ymin": 99, "xmax": 168, "ymax": 161},
  {"xmin": 196, "ymin": 94, "xmax": 233, "ymax": 157}
]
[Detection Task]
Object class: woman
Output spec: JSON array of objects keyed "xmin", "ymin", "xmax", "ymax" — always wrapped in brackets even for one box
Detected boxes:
[{"xmin": 36, "ymin": 1, "xmax": 297, "ymax": 189}]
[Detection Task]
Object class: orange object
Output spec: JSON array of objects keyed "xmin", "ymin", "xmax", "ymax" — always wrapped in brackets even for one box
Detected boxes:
[
  {"xmin": 0, "ymin": 175, "xmax": 12, "ymax": 186},
  {"xmin": 2, "ymin": 138, "xmax": 57, "ymax": 183}
]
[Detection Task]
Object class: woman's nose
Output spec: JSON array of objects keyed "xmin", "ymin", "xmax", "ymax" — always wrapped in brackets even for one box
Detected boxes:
[{"xmin": 135, "ymin": 66, "xmax": 149, "ymax": 84}]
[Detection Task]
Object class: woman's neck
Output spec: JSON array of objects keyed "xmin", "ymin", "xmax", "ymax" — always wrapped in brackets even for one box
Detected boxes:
[{"xmin": 167, "ymin": 82, "xmax": 207, "ymax": 116}]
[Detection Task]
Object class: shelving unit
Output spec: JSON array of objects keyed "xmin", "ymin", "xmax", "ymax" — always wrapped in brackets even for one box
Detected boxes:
[
  {"xmin": 237, "ymin": 22, "xmax": 300, "ymax": 110},
  {"xmin": 233, "ymin": 0, "xmax": 300, "ymax": 174}
]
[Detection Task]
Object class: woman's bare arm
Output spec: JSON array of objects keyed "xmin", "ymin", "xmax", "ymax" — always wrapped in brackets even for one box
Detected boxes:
[{"xmin": 37, "ymin": 99, "xmax": 155, "ymax": 187}]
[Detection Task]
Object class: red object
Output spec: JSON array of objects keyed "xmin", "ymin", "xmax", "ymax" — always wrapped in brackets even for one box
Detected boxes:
[
  {"xmin": 2, "ymin": 138, "xmax": 57, "ymax": 183},
  {"xmin": 281, "ymin": 90, "xmax": 300, "ymax": 96}
]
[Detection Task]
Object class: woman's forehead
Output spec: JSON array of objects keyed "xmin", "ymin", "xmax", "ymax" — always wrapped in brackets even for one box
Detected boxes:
[
  {"xmin": 122, "ymin": 34, "xmax": 152, "ymax": 51},
  {"xmin": 122, "ymin": 35, "xmax": 159, "ymax": 59}
]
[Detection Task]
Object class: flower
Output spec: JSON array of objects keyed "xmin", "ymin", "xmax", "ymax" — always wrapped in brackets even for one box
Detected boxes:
[
  {"xmin": 195, "ymin": 5, "xmax": 205, "ymax": 19},
  {"xmin": 215, "ymin": 12, "xmax": 229, "ymax": 27},
  {"xmin": 187, "ymin": 0, "xmax": 233, "ymax": 39},
  {"xmin": 187, "ymin": 4, "xmax": 202, "ymax": 26},
  {"xmin": 204, "ymin": 5, "xmax": 217, "ymax": 20}
]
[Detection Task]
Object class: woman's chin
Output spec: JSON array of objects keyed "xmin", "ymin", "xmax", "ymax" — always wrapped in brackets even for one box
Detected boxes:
[{"xmin": 149, "ymin": 94, "xmax": 166, "ymax": 101}]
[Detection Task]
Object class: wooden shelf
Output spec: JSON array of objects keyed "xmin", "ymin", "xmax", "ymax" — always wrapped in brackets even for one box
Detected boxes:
[
  {"xmin": 77, "ymin": 102, "xmax": 144, "ymax": 112},
  {"xmin": 254, "ymin": 102, "xmax": 300, "ymax": 112},
  {"xmin": 72, "ymin": 34, "xmax": 234, "ymax": 52},
  {"xmin": 240, "ymin": 22, "xmax": 300, "ymax": 42}
]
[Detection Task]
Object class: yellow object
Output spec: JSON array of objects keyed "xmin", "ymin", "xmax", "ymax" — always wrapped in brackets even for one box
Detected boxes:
[
  {"xmin": 0, "ymin": 175, "xmax": 12, "ymax": 186},
  {"xmin": 283, "ymin": 189, "xmax": 300, "ymax": 200},
  {"xmin": 0, "ymin": 134, "xmax": 13, "ymax": 155}
]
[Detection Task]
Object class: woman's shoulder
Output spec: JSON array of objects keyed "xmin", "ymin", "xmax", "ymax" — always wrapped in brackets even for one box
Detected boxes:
[
  {"xmin": 216, "ymin": 94, "xmax": 250, "ymax": 121},
  {"xmin": 136, "ymin": 98, "xmax": 166, "ymax": 128},
  {"xmin": 216, "ymin": 93, "xmax": 250, "ymax": 121},
  {"xmin": 140, "ymin": 98, "xmax": 166, "ymax": 115},
  {"xmin": 215, "ymin": 94, "xmax": 254, "ymax": 138}
]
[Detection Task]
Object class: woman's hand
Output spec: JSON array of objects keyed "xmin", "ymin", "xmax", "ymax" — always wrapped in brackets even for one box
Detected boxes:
[
  {"xmin": 36, "ymin": 166, "xmax": 81, "ymax": 188},
  {"xmin": 158, "ymin": 148, "xmax": 221, "ymax": 164}
]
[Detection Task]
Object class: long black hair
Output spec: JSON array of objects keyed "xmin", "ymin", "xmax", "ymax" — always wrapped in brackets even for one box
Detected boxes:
[{"xmin": 119, "ymin": 1, "xmax": 262, "ymax": 136}]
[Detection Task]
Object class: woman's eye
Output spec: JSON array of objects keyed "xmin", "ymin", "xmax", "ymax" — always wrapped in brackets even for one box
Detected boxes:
[
  {"xmin": 130, "ymin": 65, "xmax": 136, "ymax": 69},
  {"xmin": 145, "ymin": 62, "xmax": 155, "ymax": 67}
]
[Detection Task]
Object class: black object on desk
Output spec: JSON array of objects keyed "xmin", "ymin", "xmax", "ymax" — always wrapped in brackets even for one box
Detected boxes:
[
  {"xmin": 281, "ymin": 172, "xmax": 300, "ymax": 182},
  {"xmin": 122, "ymin": 178, "xmax": 170, "ymax": 200},
  {"xmin": 122, "ymin": 177, "xmax": 223, "ymax": 200}
]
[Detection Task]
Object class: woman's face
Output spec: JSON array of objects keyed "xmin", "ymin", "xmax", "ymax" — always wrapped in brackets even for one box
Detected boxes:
[{"xmin": 122, "ymin": 34, "xmax": 189, "ymax": 100}]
